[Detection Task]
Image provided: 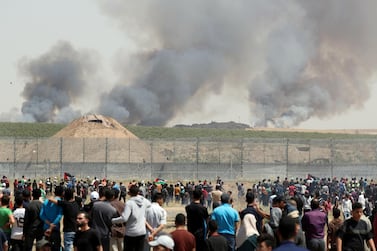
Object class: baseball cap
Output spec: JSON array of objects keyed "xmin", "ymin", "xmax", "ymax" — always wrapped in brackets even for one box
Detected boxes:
[
  {"xmin": 148, "ymin": 235, "xmax": 174, "ymax": 250},
  {"xmin": 90, "ymin": 191, "xmax": 99, "ymax": 201}
]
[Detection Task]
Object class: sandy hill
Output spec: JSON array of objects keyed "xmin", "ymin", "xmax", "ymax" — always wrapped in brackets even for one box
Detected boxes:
[
  {"xmin": 53, "ymin": 114, "xmax": 138, "ymax": 139},
  {"xmin": 51, "ymin": 114, "xmax": 168, "ymax": 163}
]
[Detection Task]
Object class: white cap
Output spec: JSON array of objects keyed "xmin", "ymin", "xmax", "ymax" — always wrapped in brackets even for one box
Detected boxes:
[
  {"xmin": 148, "ymin": 235, "xmax": 174, "ymax": 250},
  {"xmin": 90, "ymin": 191, "xmax": 99, "ymax": 201}
]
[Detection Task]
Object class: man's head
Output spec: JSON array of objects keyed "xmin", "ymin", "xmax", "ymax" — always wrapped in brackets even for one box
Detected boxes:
[
  {"xmin": 148, "ymin": 235, "xmax": 174, "ymax": 251},
  {"xmin": 257, "ymin": 233, "xmax": 275, "ymax": 251},
  {"xmin": 208, "ymin": 220, "xmax": 218, "ymax": 236},
  {"xmin": 129, "ymin": 184, "xmax": 139, "ymax": 196},
  {"xmin": 333, "ymin": 207, "xmax": 341, "ymax": 219},
  {"xmin": 14, "ymin": 195, "xmax": 23, "ymax": 208},
  {"xmin": 152, "ymin": 193, "xmax": 164, "ymax": 205},
  {"xmin": 351, "ymin": 202, "xmax": 363, "ymax": 221},
  {"xmin": 174, "ymin": 213, "xmax": 186, "ymax": 227},
  {"xmin": 63, "ymin": 188, "xmax": 74, "ymax": 201},
  {"xmin": 272, "ymin": 196, "xmax": 285, "ymax": 209},
  {"xmin": 76, "ymin": 211, "xmax": 90, "ymax": 228},
  {"xmin": 310, "ymin": 199, "xmax": 320, "ymax": 210},
  {"xmin": 54, "ymin": 186, "xmax": 64, "ymax": 197},
  {"xmin": 246, "ymin": 192, "xmax": 255, "ymax": 204},
  {"xmin": 221, "ymin": 193, "xmax": 230, "ymax": 204},
  {"xmin": 32, "ymin": 188, "xmax": 41, "ymax": 200},
  {"xmin": 22, "ymin": 189, "xmax": 31, "ymax": 201},
  {"xmin": 278, "ymin": 216, "xmax": 300, "ymax": 241},
  {"xmin": 1, "ymin": 195, "xmax": 10, "ymax": 206},
  {"xmin": 192, "ymin": 188, "xmax": 202, "ymax": 200}
]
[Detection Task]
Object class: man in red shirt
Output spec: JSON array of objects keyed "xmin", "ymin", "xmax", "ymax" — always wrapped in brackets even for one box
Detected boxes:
[{"xmin": 170, "ymin": 213, "xmax": 195, "ymax": 251}]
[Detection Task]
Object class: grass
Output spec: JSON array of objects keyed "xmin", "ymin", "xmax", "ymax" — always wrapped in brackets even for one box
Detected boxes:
[{"xmin": 0, "ymin": 122, "xmax": 374, "ymax": 139}]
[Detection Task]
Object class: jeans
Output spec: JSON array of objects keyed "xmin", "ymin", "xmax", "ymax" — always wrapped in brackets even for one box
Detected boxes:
[
  {"xmin": 220, "ymin": 233, "xmax": 236, "ymax": 251},
  {"xmin": 64, "ymin": 232, "xmax": 76, "ymax": 251}
]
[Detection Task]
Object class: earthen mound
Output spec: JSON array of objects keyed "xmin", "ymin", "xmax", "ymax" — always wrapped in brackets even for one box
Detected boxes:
[{"xmin": 53, "ymin": 114, "xmax": 138, "ymax": 139}]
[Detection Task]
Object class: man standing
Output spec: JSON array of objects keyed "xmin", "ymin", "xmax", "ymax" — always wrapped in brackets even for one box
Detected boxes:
[
  {"xmin": 145, "ymin": 193, "xmax": 167, "ymax": 251},
  {"xmin": 0, "ymin": 196, "xmax": 15, "ymax": 243},
  {"xmin": 39, "ymin": 186, "xmax": 63, "ymax": 251},
  {"xmin": 327, "ymin": 208, "xmax": 343, "ymax": 251},
  {"xmin": 211, "ymin": 185, "xmax": 223, "ymax": 210},
  {"xmin": 23, "ymin": 189, "xmax": 44, "ymax": 251},
  {"xmin": 170, "ymin": 213, "xmax": 196, "ymax": 251},
  {"xmin": 211, "ymin": 193, "xmax": 239, "ymax": 251},
  {"xmin": 336, "ymin": 202, "xmax": 376, "ymax": 251},
  {"xmin": 112, "ymin": 184, "xmax": 151, "ymax": 251},
  {"xmin": 91, "ymin": 188, "xmax": 117, "ymax": 251},
  {"xmin": 110, "ymin": 188, "xmax": 126, "ymax": 251},
  {"xmin": 301, "ymin": 199, "xmax": 327, "ymax": 251},
  {"xmin": 11, "ymin": 196, "xmax": 25, "ymax": 251},
  {"xmin": 74, "ymin": 211, "xmax": 103, "ymax": 251},
  {"xmin": 205, "ymin": 220, "xmax": 228, "ymax": 251},
  {"xmin": 48, "ymin": 187, "xmax": 80, "ymax": 251},
  {"xmin": 185, "ymin": 189, "xmax": 209, "ymax": 251}
]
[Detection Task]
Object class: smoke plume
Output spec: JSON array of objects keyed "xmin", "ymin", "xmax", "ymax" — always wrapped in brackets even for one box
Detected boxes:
[
  {"xmin": 97, "ymin": 0, "xmax": 377, "ymax": 127},
  {"xmin": 20, "ymin": 41, "xmax": 96, "ymax": 123}
]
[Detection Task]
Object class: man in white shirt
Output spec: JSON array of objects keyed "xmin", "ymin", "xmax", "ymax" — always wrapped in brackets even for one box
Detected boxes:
[{"xmin": 145, "ymin": 193, "xmax": 167, "ymax": 251}]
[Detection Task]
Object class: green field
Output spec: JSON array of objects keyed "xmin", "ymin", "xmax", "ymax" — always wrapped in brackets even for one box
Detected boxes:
[{"xmin": 0, "ymin": 122, "xmax": 375, "ymax": 139}]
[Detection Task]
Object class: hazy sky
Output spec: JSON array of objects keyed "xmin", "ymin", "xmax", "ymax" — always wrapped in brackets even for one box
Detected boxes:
[{"xmin": 1, "ymin": 1, "xmax": 377, "ymax": 129}]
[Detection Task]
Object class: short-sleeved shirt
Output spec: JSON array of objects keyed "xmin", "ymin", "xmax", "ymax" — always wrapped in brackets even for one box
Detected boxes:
[
  {"xmin": 211, "ymin": 203, "xmax": 240, "ymax": 235},
  {"xmin": 337, "ymin": 218, "xmax": 372, "ymax": 251},
  {"xmin": 73, "ymin": 228, "xmax": 101, "ymax": 251},
  {"xmin": 206, "ymin": 234, "xmax": 228, "ymax": 251},
  {"xmin": 0, "ymin": 207, "xmax": 13, "ymax": 234},
  {"xmin": 171, "ymin": 229, "xmax": 196, "ymax": 251},
  {"xmin": 146, "ymin": 202, "xmax": 167, "ymax": 235}
]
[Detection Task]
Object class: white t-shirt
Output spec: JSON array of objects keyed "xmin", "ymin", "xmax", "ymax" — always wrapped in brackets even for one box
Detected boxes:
[
  {"xmin": 11, "ymin": 208, "xmax": 25, "ymax": 240},
  {"xmin": 146, "ymin": 202, "xmax": 167, "ymax": 236}
]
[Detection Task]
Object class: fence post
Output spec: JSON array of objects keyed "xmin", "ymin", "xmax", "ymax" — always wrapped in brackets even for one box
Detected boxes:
[
  {"xmin": 330, "ymin": 138, "xmax": 334, "ymax": 178},
  {"xmin": 13, "ymin": 138, "xmax": 16, "ymax": 178},
  {"xmin": 60, "ymin": 138, "xmax": 63, "ymax": 179},
  {"xmin": 150, "ymin": 141, "xmax": 153, "ymax": 180},
  {"xmin": 286, "ymin": 138, "xmax": 289, "ymax": 178},
  {"xmin": 196, "ymin": 137, "xmax": 199, "ymax": 180},
  {"xmin": 105, "ymin": 138, "xmax": 108, "ymax": 178},
  {"xmin": 240, "ymin": 138, "xmax": 244, "ymax": 178}
]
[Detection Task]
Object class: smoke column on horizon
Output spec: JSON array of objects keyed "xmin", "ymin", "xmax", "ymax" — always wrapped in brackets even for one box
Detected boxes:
[
  {"xmin": 98, "ymin": 0, "xmax": 377, "ymax": 127},
  {"xmin": 20, "ymin": 41, "xmax": 96, "ymax": 123}
]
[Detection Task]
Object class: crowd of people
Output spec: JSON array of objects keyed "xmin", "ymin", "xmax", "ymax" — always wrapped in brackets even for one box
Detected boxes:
[{"xmin": 0, "ymin": 174, "xmax": 376, "ymax": 251}]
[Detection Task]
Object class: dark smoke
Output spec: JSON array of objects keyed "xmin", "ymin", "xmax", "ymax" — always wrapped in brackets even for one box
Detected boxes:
[
  {"xmin": 98, "ymin": 0, "xmax": 377, "ymax": 127},
  {"xmin": 20, "ymin": 41, "xmax": 96, "ymax": 123}
]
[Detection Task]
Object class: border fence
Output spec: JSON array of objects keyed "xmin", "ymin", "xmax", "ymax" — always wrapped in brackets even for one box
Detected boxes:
[{"xmin": 0, "ymin": 137, "xmax": 377, "ymax": 181}]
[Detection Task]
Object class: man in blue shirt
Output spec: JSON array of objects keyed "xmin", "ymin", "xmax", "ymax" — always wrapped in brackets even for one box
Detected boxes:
[
  {"xmin": 40, "ymin": 186, "xmax": 63, "ymax": 251},
  {"xmin": 211, "ymin": 193, "xmax": 239, "ymax": 251}
]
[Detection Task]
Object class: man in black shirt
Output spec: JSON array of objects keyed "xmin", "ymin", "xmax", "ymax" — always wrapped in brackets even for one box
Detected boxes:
[
  {"xmin": 74, "ymin": 212, "xmax": 102, "ymax": 251},
  {"xmin": 336, "ymin": 202, "xmax": 376, "ymax": 251},
  {"xmin": 48, "ymin": 187, "xmax": 80, "ymax": 251},
  {"xmin": 185, "ymin": 188, "xmax": 209, "ymax": 251},
  {"xmin": 23, "ymin": 189, "xmax": 44, "ymax": 251}
]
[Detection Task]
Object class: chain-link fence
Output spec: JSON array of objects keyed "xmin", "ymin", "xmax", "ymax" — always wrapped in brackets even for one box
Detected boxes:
[{"xmin": 0, "ymin": 137, "xmax": 377, "ymax": 180}]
